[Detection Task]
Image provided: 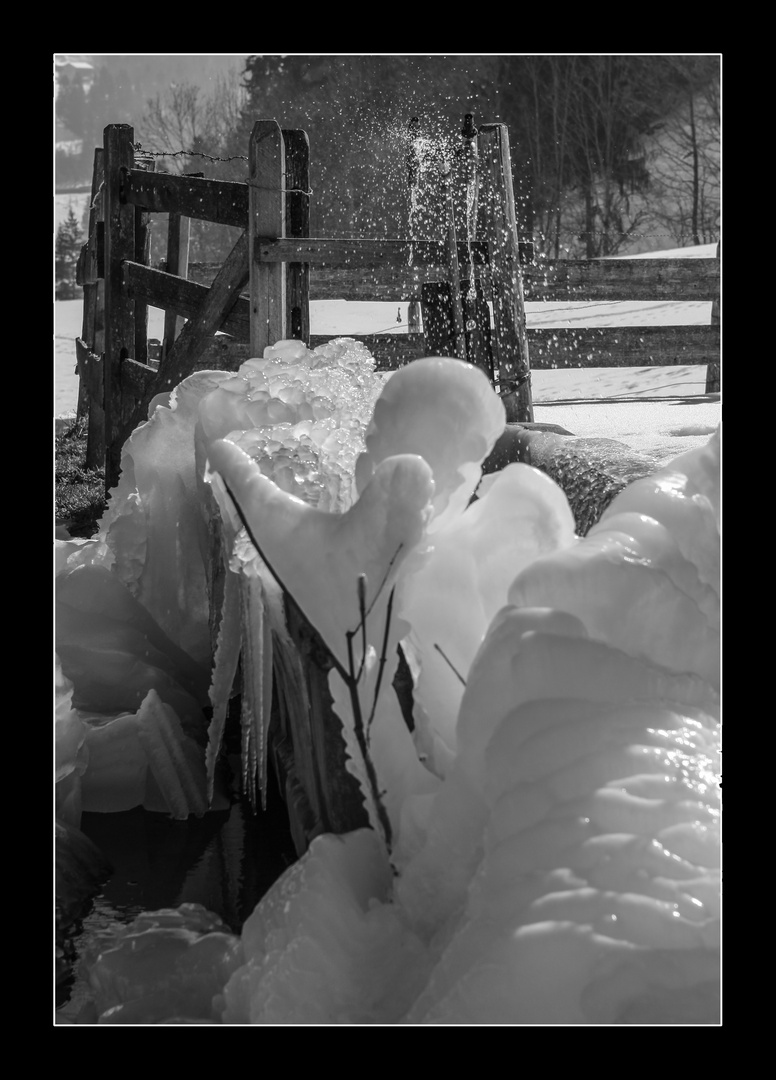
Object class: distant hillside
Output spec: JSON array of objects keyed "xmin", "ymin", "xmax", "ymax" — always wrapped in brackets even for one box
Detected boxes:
[{"xmin": 85, "ymin": 54, "xmax": 247, "ymax": 108}]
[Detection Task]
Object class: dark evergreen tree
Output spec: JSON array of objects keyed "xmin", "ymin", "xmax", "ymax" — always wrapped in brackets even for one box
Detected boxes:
[{"xmin": 55, "ymin": 206, "xmax": 84, "ymax": 299}]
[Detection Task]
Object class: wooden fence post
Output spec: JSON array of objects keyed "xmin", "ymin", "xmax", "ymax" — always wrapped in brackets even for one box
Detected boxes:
[
  {"xmin": 283, "ymin": 129, "xmax": 310, "ymax": 342},
  {"xmin": 162, "ymin": 212, "xmax": 191, "ymax": 362},
  {"xmin": 76, "ymin": 148, "xmax": 103, "ymax": 423},
  {"xmin": 74, "ymin": 148, "xmax": 108, "ymax": 470},
  {"xmin": 103, "ymin": 124, "xmax": 138, "ymax": 491},
  {"xmin": 249, "ymin": 120, "xmax": 286, "ymax": 355},
  {"xmin": 132, "ymin": 156, "xmax": 156, "ymax": 365},
  {"xmin": 132, "ymin": 154, "xmax": 155, "ymax": 365},
  {"xmin": 705, "ymin": 241, "xmax": 720, "ymax": 394},
  {"xmin": 477, "ymin": 124, "xmax": 533, "ymax": 423}
]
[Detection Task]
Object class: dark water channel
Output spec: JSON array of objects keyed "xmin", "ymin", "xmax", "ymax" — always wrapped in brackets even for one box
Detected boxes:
[{"xmin": 56, "ymin": 758, "xmax": 297, "ymax": 1022}]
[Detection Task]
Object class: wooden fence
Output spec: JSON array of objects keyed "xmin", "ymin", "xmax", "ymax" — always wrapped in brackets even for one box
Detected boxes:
[{"xmin": 75, "ymin": 118, "xmax": 720, "ymax": 491}]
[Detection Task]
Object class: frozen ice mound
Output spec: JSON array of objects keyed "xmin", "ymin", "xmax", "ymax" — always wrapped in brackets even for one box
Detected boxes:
[
  {"xmin": 81, "ymin": 904, "xmax": 243, "ymax": 1024},
  {"xmin": 220, "ymin": 831, "xmax": 429, "ymax": 1024},
  {"xmin": 70, "ymin": 346, "xmax": 720, "ymax": 1023}
]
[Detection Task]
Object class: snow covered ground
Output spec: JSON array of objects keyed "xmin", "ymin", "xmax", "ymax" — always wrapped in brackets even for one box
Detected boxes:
[{"xmin": 55, "ymin": 290, "xmax": 720, "ymax": 465}]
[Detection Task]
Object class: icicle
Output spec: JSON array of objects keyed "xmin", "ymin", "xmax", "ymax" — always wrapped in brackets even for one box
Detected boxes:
[
  {"xmin": 205, "ymin": 563, "xmax": 242, "ymax": 805},
  {"xmin": 239, "ymin": 572, "xmax": 274, "ymax": 811},
  {"xmin": 136, "ymin": 690, "xmax": 208, "ymax": 819}
]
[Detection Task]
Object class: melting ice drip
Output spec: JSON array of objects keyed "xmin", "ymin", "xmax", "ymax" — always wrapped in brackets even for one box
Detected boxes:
[{"xmin": 56, "ymin": 351, "xmax": 720, "ymax": 1025}]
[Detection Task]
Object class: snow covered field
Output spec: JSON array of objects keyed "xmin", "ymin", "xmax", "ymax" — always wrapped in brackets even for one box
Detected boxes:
[{"xmin": 55, "ymin": 286, "xmax": 720, "ymax": 465}]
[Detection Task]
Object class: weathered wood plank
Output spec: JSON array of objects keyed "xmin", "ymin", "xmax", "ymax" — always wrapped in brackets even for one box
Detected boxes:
[
  {"xmin": 133, "ymin": 156, "xmax": 155, "ymax": 365},
  {"xmin": 706, "ymin": 243, "xmax": 720, "ymax": 393},
  {"xmin": 124, "ymin": 261, "xmax": 251, "ymax": 340},
  {"xmin": 162, "ymin": 213, "xmax": 191, "ymax": 361},
  {"xmin": 75, "ymin": 338, "xmax": 105, "ymax": 470},
  {"xmin": 249, "ymin": 121, "xmax": 286, "ymax": 354},
  {"xmin": 283, "ymin": 129, "xmax": 311, "ymax": 341},
  {"xmin": 256, "ymin": 237, "xmax": 491, "ymax": 268},
  {"xmin": 103, "ymin": 124, "xmax": 138, "ymax": 490},
  {"xmin": 156, "ymin": 229, "xmax": 250, "ymax": 392},
  {"xmin": 305, "ymin": 254, "xmax": 717, "ymax": 303},
  {"xmin": 526, "ymin": 324, "xmax": 720, "ymax": 368},
  {"xmin": 309, "ymin": 266, "xmax": 493, "ymax": 301},
  {"xmin": 121, "ymin": 169, "xmax": 249, "ymax": 227},
  {"xmin": 523, "ymin": 258, "xmax": 720, "ymax": 302},
  {"xmin": 478, "ymin": 124, "xmax": 533, "ymax": 422},
  {"xmin": 197, "ymin": 338, "xmax": 254, "ymax": 370},
  {"xmin": 77, "ymin": 148, "xmax": 104, "ymax": 425}
]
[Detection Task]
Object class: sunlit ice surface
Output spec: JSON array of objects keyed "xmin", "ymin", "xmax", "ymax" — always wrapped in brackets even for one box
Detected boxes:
[{"xmin": 56, "ymin": 341, "xmax": 719, "ymax": 1024}]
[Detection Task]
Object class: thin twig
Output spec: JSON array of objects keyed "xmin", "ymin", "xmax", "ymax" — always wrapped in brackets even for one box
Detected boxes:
[
  {"xmin": 367, "ymin": 586, "xmax": 396, "ymax": 736},
  {"xmin": 433, "ymin": 643, "xmax": 467, "ymax": 686}
]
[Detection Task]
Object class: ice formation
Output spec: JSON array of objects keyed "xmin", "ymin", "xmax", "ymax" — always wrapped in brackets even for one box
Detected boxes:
[
  {"xmin": 55, "ymin": 338, "xmax": 386, "ymax": 820},
  {"xmin": 63, "ymin": 346, "xmax": 720, "ymax": 1024}
]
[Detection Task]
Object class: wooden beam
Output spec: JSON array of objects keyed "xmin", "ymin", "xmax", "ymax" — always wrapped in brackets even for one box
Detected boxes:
[
  {"xmin": 133, "ymin": 156, "xmax": 155, "ymax": 365},
  {"xmin": 121, "ymin": 169, "xmax": 249, "ymax": 227},
  {"xmin": 705, "ymin": 242, "xmax": 720, "ymax": 393},
  {"xmin": 113, "ymin": 231, "xmax": 251, "ymax": 450},
  {"xmin": 162, "ymin": 213, "xmax": 191, "ymax": 361},
  {"xmin": 523, "ymin": 258, "xmax": 720, "ymax": 302},
  {"xmin": 155, "ymin": 230, "xmax": 250, "ymax": 392},
  {"xmin": 478, "ymin": 124, "xmax": 533, "ymax": 422},
  {"xmin": 103, "ymin": 124, "xmax": 137, "ymax": 490},
  {"xmin": 77, "ymin": 148, "xmax": 104, "ymax": 424},
  {"xmin": 527, "ymin": 324, "xmax": 721, "ymax": 368},
  {"xmin": 249, "ymin": 120, "xmax": 286, "ymax": 354},
  {"xmin": 75, "ymin": 338, "xmax": 104, "ymax": 470},
  {"xmin": 124, "ymin": 261, "xmax": 250, "ymax": 340},
  {"xmin": 283, "ymin": 129, "xmax": 311, "ymax": 341},
  {"xmin": 255, "ymin": 237, "xmax": 491, "ymax": 268}
]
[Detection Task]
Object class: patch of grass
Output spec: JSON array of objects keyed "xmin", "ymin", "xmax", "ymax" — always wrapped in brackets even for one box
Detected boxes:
[{"xmin": 55, "ymin": 419, "xmax": 106, "ymax": 538}]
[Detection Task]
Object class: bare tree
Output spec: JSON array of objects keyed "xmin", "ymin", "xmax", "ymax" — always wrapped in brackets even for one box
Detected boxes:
[
  {"xmin": 640, "ymin": 60, "xmax": 720, "ymax": 247},
  {"xmin": 138, "ymin": 73, "xmax": 248, "ymax": 175},
  {"xmin": 137, "ymin": 76, "xmax": 249, "ymax": 263}
]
